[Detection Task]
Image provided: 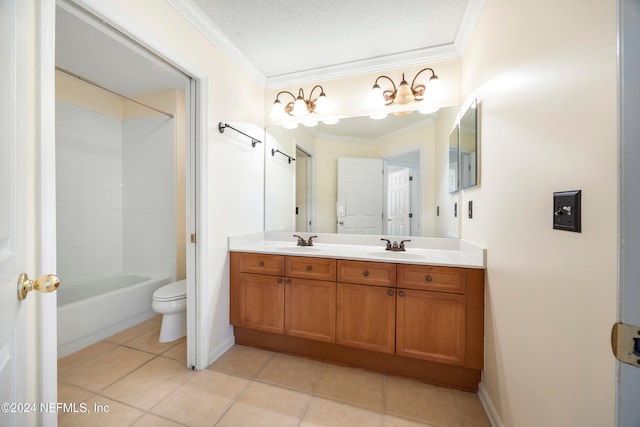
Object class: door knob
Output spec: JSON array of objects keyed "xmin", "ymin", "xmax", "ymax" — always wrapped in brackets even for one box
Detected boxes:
[{"xmin": 17, "ymin": 273, "xmax": 60, "ymax": 301}]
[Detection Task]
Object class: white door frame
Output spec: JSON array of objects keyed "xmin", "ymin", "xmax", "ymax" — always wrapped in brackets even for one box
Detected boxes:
[
  {"xmin": 56, "ymin": 0, "xmax": 210, "ymax": 371},
  {"xmin": 617, "ymin": 0, "xmax": 640, "ymax": 425}
]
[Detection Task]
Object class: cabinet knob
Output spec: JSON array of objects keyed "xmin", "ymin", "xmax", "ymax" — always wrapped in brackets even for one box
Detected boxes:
[
  {"xmin": 399, "ymin": 291, "xmax": 405, "ymax": 297},
  {"xmin": 277, "ymin": 278, "xmax": 283, "ymax": 284},
  {"xmin": 426, "ymin": 275, "xmax": 433, "ymax": 282},
  {"xmin": 363, "ymin": 271, "xmax": 369, "ymax": 277},
  {"xmin": 388, "ymin": 290, "xmax": 394, "ymax": 296},
  {"xmin": 285, "ymin": 279, "xmax": 291, "ymax": 285},
  {"xmin": 258, "ymin": 261, "xmax": 264, "ymax": 267},
  {"xmin": 305, "ymin": 265, "xmax": 312, "ymax": 271}
]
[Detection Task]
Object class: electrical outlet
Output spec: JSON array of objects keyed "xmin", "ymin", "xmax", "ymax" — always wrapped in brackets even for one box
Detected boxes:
[{"xmin": 553, "ymin": 190, "xmax": 581, "ymax": 232}]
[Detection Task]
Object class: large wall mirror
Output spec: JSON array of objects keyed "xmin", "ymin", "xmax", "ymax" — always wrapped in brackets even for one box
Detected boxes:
[
  {"xmin": 265, "ymin": 105, "xmax": 462, "ymax": 239},
  {"xmin": 459, "ymin": 99, "xmax": 478, "ymax": 190}
]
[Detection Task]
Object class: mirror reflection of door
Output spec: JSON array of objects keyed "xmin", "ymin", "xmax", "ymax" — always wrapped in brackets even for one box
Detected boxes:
[
  {"xmin": 295, "ymin": 148, "xmax": 311, "ymax": 232},
  {"xmin": 337, "ymin": 157, "xmax": 383, "ymax": 234},
  {"xmin": 384, "ymin": 150, "xmax": 421, "ymax": 237}
]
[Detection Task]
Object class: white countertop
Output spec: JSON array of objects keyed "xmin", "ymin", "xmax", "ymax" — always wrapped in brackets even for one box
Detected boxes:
[{"xmin": 228, "ymin": 232, "xmax": 485, "ymax": 269}]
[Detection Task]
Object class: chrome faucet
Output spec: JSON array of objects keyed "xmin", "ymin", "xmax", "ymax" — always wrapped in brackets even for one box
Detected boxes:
[
  {"xmin": 381, "ymin": 238, "xmax": 411, "ymax": 252},
  {"xmin": 293, "ymin": 235, "xmax": 318, "ymax": 246}
]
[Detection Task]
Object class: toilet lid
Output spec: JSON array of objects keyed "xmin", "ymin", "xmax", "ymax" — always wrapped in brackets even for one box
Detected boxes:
[{"xmin": 153, "ymin": 279, "xmax": 187, "ymax": 301}]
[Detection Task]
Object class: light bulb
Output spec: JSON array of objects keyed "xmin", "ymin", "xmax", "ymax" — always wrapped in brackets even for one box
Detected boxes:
[
  {"xmin": 292, "ymin": 97, "xmax": 308, "ymax": 116},
  {"xmin": 322, "ymin": 118, "xmax": 339, "ymax": 125},
  {"xmin": 427, "ymin": 75, "xmax": 444, "ymax": 99},
  {"xmin": 314, "ymin": 93, "xmax": 330, "ymax": 114},
  {"xmin": 282, "ymin": 122, "xmax": 299, "ymax": 129},
  {"xmin": 270, "ymin": 100, "xmax": 286, "ymax": 119},
  {"xmin": 302, "ymin": 120, "xmax": 318, "ymax": 127},
  {"xmin": 368, "ymin": 84, "xmax": 385, "ymax": 108},
  {"xmin": 369, "ymin": 112, "xmax": 388, "ymax": 120},
  {"xmin": 394, "ymin": 75, "xmax": 414, "ymax": 105},
  {"xmin": 419, "ymin": 106, "xmax": 440, "ymax": 115}
]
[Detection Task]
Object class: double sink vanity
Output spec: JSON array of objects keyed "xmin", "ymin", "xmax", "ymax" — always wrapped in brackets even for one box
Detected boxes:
[{"xmin": 229, "ymin": 232, "xmax": 486, "ymax": 391}]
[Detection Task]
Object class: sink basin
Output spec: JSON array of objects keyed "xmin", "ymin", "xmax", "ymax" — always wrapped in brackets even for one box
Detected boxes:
[
  {"xmin": 365, "ymin": 251, "xmax": 426, "ymax": 260},
  {"xmin": 276, "ymin": 246, "xmax": 321, "ymax": 252}
]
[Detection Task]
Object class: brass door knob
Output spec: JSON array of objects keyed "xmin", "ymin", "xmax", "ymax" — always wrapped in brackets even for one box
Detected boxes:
[{"xmin": 17, "ymin": 273, "xmax": 60, "ymax": 301}]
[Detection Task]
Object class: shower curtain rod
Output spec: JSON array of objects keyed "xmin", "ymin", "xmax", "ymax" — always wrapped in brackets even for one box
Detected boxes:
[{"xmin": 55, "ymin": 66, "xmax": 175, "ymax": 119}]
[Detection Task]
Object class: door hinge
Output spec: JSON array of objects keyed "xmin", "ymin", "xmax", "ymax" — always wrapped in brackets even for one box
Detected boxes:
[
  {"xmin": 611, "ymin": 322, "xmax": 640, "ymax": 366},
  {"xmin": 409, "ymin": 176, "xmax": 413, "ymax": 181},
  {"xmin": 190, "ymin": 234, "xmax": 196, "ymax": 243}
]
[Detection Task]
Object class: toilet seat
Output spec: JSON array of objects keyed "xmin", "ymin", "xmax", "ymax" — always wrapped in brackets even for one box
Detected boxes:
[{"xmin": 153, "ymin": 279, "xmax": 186, "ymax": 302}]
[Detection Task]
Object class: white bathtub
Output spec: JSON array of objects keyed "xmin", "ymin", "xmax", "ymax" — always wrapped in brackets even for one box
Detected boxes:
[{"xmin": 57, "ymin": 273, "xmax": 171, "ymax": 357}]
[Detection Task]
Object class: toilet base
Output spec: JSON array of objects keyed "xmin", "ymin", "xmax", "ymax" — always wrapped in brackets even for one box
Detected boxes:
[{"xmin": 159, "ymin": 311, "xmax": 186, "ymax": 342}]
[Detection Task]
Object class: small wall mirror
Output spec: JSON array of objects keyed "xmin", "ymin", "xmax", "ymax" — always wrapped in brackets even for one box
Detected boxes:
[{"xmin": 459, "ymin": 99, "xmax": 478, "ymax": 189}]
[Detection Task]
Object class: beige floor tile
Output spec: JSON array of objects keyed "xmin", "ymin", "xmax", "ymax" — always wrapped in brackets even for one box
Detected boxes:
[
  {"xmin": 453, "ymin": 390, "xmax": 491, "ymax": 427},
  {"xmin": 123, "ymin": 328, "xmax": 177, "ymax": 355},
  {"xmin": 130, "ymin": 413, "xmax": 187, "ymax": 427},
  {"xmin": 151, "ymin": 369, "xmax": 251, "ymax": 427},
  {"xmin": 102, "ymin": 356, "xmax": 195, "ymax": 411},
  {"xmin": 60, "ymin": 346, "xmax": 155, "ymax": 392},
  {"xmin": 383, "ymin": 414, "xmax": 434, "ymax": 426},
  {"xmin": 57, "ymin": 381, "xmax": 94, "ymax": 405},
  {"xmin": 161, "ymin": 338, "xmax": 187, "ymax": 362},
  {"xmin": 208, "ymin": 345, "xmax": 274, "ymax": 378},
  {"xmin": 105, "ymin": 315, "xmax": 162, "ymax": 345},
  {"xmin": 301, "ymin": 397, "xmax": 383, "ymax": 427},
  {"xmin": 58, "ymin": 341, "xmax": 118, "ymax": 375},
  {"xmin": 216, "ymin": 381, "xmax": 311, "ymax": 427},
  {"xmin": 58, "ymin": 395, "xmax": 144, "ymax": 427},
  {"xmin": 385, "ymin": 377, "xmax": 462, "ymax": 427},
  {"xmin": 314, "ymin": 364, "xmax": 385, "ymax": 411},
  {"xmin": 257, "ymin": 353, "xmax": 326, "ymax": 393}
]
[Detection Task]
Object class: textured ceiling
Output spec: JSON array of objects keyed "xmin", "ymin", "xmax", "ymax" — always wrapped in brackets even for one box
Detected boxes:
[{"xmin": 189, "ymin": 0, "xmax": 473, "ymax": 83}]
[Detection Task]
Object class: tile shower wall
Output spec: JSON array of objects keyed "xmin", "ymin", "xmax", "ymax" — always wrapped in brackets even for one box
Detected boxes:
[
  {"xmin": 122, "ymin": 116, "xmax": 176, "ymax": 280},
  {"xmin": 56, "ymin": 101, "xmax": 123, "ymax": 283},
  {"xmin": 56, "ymin": 101, "xmax": 176, "ymax": 285}
]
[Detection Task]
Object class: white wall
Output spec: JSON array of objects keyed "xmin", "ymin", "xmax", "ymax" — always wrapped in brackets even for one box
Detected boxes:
[{"xmin": 461, "ymin": 1, "xmax": 618, "ymax": 426}]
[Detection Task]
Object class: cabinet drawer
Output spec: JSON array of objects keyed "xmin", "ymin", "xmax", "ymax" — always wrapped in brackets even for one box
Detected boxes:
[
  {"xmin": 285, "ymin": 257, "xmax": 336, "ymax": 281},
  {"xmin": 397, "ymin": 264, "xmax": 465, "ymax": 294},
  {"xmin": 238, "ymin": 253, "xmax": 284, "ymax": 276},
  {"xmin": 337, "ymin": 260, "xmax": 396, "ymax": 287}
]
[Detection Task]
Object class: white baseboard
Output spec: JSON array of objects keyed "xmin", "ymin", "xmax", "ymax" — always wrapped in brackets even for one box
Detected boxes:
[{"xmin": 478, "ymin": 382, "xmax": 505, "ymax": 427}]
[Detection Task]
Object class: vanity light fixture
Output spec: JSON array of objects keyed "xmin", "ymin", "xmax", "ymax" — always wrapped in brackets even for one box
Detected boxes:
[
  {"xmin": 270, "ymin": 85, "xmax": 331, "ymax": 120},
  {"xmin": 368, "ymin": 67, "xmax": 444, "ymax": 109}
]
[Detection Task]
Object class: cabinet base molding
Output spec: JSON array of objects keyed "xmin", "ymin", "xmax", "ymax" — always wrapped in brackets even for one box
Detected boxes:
[{"xmin": 233, "ymin": 327, "xmax": 481, "ymax": 392}]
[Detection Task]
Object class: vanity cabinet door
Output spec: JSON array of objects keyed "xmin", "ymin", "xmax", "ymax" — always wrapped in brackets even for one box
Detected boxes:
[
  {"xmin": 285, "ymin": 278, "xmax": 336, "ymax": 343},
  {"xmin": 336, "ymin": 282, "xmax": 396, "ymax": 354},
  {"xmin": 236, "ymin": 273, "xmax": 284, "ymax": 334},
  {"xmin": 396, "ymin": 289, "xmax": 466, "ymax": 365}
]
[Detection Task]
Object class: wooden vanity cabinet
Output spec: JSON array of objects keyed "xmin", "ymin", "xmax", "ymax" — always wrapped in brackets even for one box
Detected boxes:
[
  {"xmin": 230, "ymin": 251, "xmax": 485, "ymax": 390},
  {"xmin": 230, "ymin": 253, "xmax": 337, "ymax": 342}
]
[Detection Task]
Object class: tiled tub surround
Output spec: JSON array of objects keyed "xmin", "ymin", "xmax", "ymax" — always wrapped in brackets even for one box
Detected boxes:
[{"xmin": 228, "ymin": 232, "xmax": 485, "ymax": 392}]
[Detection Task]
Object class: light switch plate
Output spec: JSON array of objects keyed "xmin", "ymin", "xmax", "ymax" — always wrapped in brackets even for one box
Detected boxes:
[{"xmin": 553, "ymin": 190, "xmax": 581, "ymax": 232}]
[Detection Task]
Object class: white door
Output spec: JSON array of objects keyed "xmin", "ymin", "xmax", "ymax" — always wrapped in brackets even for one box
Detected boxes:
[
  {"xmin": 618, "ymin": 0, "xmax": 640, "ymax": 425},
  {"xmin": 337, "ymin": 157, "xmax": 383, "ymax": 234},
  {"xmin": 385, "ymin": 168, "xmax": 411, "ymax": 236},
  {"xmin": 1, "ymin": 1, "xmax": 58, "ymax": 426}
]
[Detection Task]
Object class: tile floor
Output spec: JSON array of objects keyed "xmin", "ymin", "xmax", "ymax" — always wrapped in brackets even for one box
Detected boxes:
[{"xmin": 58, "ymin": 316, "xmax": 491, "ymax": 427}]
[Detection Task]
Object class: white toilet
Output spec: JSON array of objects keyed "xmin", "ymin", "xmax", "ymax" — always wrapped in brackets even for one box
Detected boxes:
[{"xmin": 152, "ymin": 279, "xmax": 187, "ymax": 342}]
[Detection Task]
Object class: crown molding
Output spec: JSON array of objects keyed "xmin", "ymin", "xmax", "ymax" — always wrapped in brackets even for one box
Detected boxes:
[
  {"xmin": 265, "ymin": 44, "xmax": 461, "ymax": 89},
  {"xmin": 166, "ymin": 0, "xmax": 266, "ymax": 87},
  {"xmin": 167, "ymin": 0, "xmax": 485, "ymax": 89},
  {"xmin": 454, "ymin": 0, "xmax": 486, "ymax": 55}
]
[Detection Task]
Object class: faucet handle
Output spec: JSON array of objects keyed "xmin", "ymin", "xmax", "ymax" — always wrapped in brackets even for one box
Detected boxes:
[
  {"xmin": 293, "ymin": 234, "xmax": 305, "ymax": 246},
  {"xmin": 399, "ymin": 240, "xmax": 411, "ymax": 251},
  {"xmin": 381, "ymin": 238, "xmax": 392, "ymax": 250},
  {"xmin": 307, "ymin": 236, "xmax": 318, "ymax": 246}
]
